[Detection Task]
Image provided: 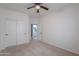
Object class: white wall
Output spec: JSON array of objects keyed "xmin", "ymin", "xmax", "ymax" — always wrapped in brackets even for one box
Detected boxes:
[
  {"xmin": 40, "ymin": 4, "xmax": 79, "ymax": 54},
  {"xmin": 0, "ymin": 7, "xmax": 30, "ymax": 50},
  {"xmin": 30, "ymin": 17, "xmax": 39, "ymax": 24}
]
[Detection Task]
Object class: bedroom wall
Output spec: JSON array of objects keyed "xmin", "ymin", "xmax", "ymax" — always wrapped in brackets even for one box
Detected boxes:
[{"xmin": 40, "ymin": 4, "xmax": 79, "ymax": 54}]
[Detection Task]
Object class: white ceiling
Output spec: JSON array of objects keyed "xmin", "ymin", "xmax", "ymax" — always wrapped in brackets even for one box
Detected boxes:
[{"xmin": 0, "ymin": 3, "xmax": 70, "ymax": 17}]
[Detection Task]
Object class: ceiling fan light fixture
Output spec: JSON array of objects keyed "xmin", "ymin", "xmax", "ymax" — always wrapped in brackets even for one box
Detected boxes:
[
  {"xmin": 36, "ymin": 5, "xmax": 40, "ymax": 9},
  {"xmin": 27, "ymin": 3, "xmax": 49, "ymax": 13}
]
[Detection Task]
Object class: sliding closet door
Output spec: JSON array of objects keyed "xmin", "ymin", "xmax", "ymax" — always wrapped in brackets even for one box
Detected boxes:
[
  {"xmin": 3, "ymin": 19, "xmax": 17, "ymax": 48},
  {"xmin": 17, "ymin": 21, "xmax": 27, "ymax": 45}
]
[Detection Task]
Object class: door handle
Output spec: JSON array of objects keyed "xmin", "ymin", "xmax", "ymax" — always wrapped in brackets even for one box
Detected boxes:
[
  {"xmin": 5, "ymin": 34, "xmax": 8, "ymax": 36},
  {"xmin": 24, "ymin": 33, "xmax": 26, "ymax": 35}
]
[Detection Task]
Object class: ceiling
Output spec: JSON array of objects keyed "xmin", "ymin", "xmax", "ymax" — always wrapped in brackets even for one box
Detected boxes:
[{"xmin": 0, "ymin": 3, "xmax": 70, "ymax": 17}]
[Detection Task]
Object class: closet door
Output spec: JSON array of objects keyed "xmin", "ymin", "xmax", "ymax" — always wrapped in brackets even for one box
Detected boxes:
[
  {"xmin": 17, "ymin": 21, "xmax": 27, "ymax": 45},
  {"xmin": 3, "ymin": 19, "xmax": 17, "ymax": 48}
]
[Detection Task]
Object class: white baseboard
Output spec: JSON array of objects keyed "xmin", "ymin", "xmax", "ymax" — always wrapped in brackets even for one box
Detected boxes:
[{"xmin": 41, "ymin": 39, "xmax": 79, "ymax": 55}]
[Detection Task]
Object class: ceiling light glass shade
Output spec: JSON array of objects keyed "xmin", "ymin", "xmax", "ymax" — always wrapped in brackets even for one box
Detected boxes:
[{"xmin": 36, "ymin": 5, "xmax": 40, "ymax": 9}]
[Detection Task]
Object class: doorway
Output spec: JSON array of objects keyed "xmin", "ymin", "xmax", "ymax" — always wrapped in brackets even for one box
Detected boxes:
[{"xmin": 31, "ymin": 24, "xmax": 38, "ymax": 40}]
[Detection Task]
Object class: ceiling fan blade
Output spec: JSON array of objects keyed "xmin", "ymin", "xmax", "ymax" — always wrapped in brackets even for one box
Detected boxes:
[
  {"xmin": 34, "ymin": 3, "xmax": 42, "ymax": 5},
  {"xmin": 27, "ymin": 6, "xmax": 35, "ymax": 9},
  {"xmin": 40, "ymin": 6, "xmax": 48, "ymax": 10},
  {"xmin": 37, "ymin": 9, "xmax": 39, "ymax": 13}
]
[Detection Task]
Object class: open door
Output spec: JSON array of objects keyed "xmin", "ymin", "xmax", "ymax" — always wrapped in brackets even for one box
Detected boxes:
[{"xmin": 31, "ymin": 24, "xmax": 38, "ymax": 40}]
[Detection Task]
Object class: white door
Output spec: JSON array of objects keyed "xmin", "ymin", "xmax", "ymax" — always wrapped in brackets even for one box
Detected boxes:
[
  {"xmin": 3, "ymin": 19, "xmax": 17, "ymax": 48},
  {"xmin": 17, "ymin": 21, "xmax": 27, "ymax": 45}
]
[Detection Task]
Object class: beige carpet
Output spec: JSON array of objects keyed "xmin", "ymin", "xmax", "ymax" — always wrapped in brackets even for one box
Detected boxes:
[{"xmin": 0, "ymin": 40, "xmax": 79, "ymax": 56}]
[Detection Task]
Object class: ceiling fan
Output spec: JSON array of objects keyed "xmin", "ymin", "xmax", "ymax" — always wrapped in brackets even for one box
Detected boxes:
[{"xmin": 27, "ymin": 3, "xmax": 49, "ymax": 13}]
